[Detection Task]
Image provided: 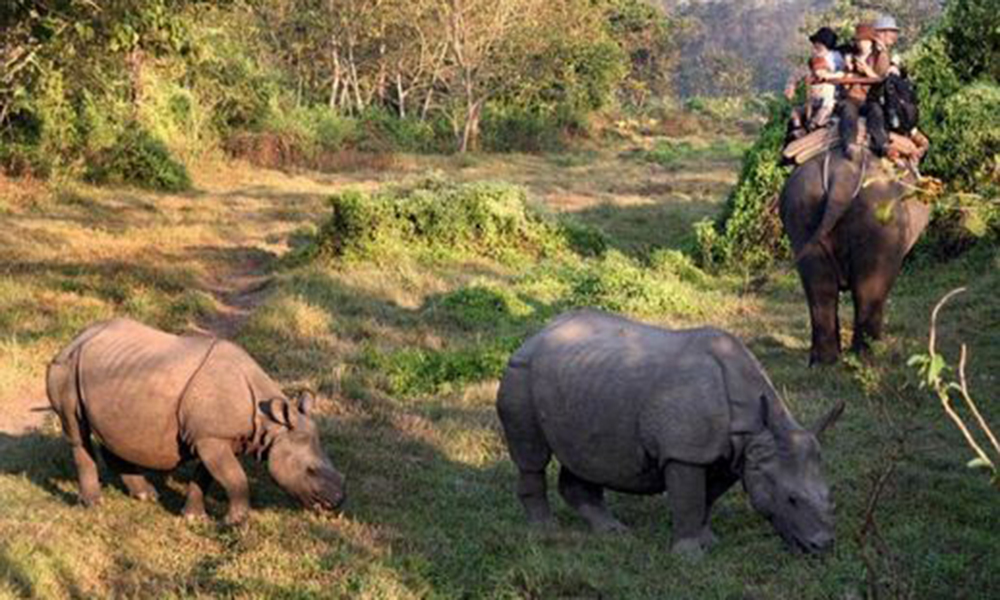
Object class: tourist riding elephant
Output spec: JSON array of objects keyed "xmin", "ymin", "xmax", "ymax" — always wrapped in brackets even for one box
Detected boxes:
[{"xmin": 780, "ymin": 149, "xmax": 930, "ymax": 365}]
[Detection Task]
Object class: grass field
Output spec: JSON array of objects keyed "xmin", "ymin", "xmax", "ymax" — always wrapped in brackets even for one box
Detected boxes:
[{"xmin": 1, "ymin": 135, "xmax": 997, "ymax": 599}]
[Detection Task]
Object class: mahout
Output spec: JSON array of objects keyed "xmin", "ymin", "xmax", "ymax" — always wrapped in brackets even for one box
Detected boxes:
[
  {"xmin": 47, "ymin": 318, "xmax": 345, "ymax": 524},
  {"xmin": 497, "ymin": 310, "xmax": 843, "ymax": 557}
]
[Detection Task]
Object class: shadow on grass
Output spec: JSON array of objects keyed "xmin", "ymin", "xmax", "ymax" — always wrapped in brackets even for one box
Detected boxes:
[
  {"xmin": 560, "ymin": 201, "xmax": 718, "ymax": 261},
  {"xmin": 0, "ymin": 430, "xmax": 324, "ymax": 524}
]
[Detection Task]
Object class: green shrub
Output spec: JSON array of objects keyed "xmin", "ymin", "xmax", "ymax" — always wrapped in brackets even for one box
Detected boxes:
[
  {"xmin": 85, "ymin": 123, "xmax": 192, "ymax": 192},
  {"xmin": 313, "ymin": 179, "xmax": 565, "ymax": 262},
  {"xmin": 694, "ymin": 97, "xmax": 791, "ymax": 270},
  {"xmin": 357, "ymin": 108, "xmax": 447, "ymax": 153},
  {"xmin": 564, "ymin": 250, "xmax": 709, "ymax": 317},
  {"xmin": 924, "ymin": 83, "xmax": 1000, "ymax": 189},
  {"xmin": 261, "ymin": 105, "xmax": 359, "ymax": 153},
  {"xmin": 936, "ymin": 0, "xmax": 1000, "ymax": 82},
  {"xmin": 560, "ymin": 221, "xmax": 609, "ymax": 257},
  {"xmin": 432, "ymin": 285, "xmax": 535, "ymax": 330},
  {"xmin": 481, "ymin": 106, "xmax": 565, "ymax": 153}
]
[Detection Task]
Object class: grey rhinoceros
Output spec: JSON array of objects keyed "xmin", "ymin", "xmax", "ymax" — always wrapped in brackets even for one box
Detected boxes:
[
  {"xmin": 46, "ymin": 318, "xmax": 345, "ymax": 524},
  {"xmin": 497, "ymin": 310, "xmax": 843, "ymax": 556}
]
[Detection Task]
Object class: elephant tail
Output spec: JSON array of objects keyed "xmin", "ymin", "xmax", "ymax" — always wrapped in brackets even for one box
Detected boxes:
[{"xmin": 795, "ymin": 151, "xmax": 868, "ymax": 261}]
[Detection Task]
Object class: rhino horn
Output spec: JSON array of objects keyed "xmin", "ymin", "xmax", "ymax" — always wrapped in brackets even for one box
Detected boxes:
[{"xmin": 811, "ymin": 400, "xmax": 846, "ymax": 437}]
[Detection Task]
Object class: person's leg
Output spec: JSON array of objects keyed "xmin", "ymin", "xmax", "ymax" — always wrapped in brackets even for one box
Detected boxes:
[
  {"xmin": 837, "ymin": 100, "xmax": 862, "ymax": 159},
  {"xmin": 863, "ymin": 102, "xmax": 888, "ymax": 156}
]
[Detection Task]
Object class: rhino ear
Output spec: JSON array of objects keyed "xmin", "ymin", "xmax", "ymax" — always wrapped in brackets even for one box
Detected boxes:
[
  {"xmin": 298, "ymin": 390, "xmax": 316, "ymax": 415},
  {"xmin": 263, "ymin": 397, "xmax": 295, "ymax": 429},
  {"xmin": 811, "ymin": 399, "xmax": 846, "ymax": 438}
]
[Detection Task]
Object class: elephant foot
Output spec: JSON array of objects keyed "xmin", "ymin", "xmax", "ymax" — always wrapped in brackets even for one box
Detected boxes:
[
  {"xmin": 671, "ymin": 536, "xmax": 708, "ymax": 560},
  {"xmin": 809, "ymin": 349, "xmax": 840, "ymax": 366}
]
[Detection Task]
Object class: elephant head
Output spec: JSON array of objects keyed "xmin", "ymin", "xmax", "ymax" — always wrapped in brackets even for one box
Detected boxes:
[
  {"xmin": 742, "ymin": 396, "xmax": 845, "ymax": 553},
  {"xmin": 262, "ymin": 392, "xmax": 346, "ymax": 511}
]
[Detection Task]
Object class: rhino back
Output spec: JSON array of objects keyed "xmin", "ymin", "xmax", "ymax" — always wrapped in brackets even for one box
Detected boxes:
[
  {"xmin": 178, "ymin": 341, "xmax": 284, "ymax": 446},
  {"xmin": 79, "ymin": 319, "xmax": 214, "ymax": 469},
  {"xmin": 526, "ymin": 312, "xmax": 730, "ymax": 490}
]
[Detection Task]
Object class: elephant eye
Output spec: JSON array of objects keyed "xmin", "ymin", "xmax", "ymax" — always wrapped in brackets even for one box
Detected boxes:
[{"xmin": 787, "ymin": 495, "xmax": 799, "ymax": 507}]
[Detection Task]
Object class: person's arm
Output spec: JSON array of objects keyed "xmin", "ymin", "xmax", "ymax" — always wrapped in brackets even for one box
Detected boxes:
[{"xmin": 872, "ymin": 49, "xmax": 891, "ymax": 78}]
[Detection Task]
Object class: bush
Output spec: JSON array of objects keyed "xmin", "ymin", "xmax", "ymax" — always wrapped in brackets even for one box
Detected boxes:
[
  {"xmin": 480, "ymin": 106, "xmax": 566, "ymax": 153},
  {"xmin": 564, "ymin": 250, "xmax": 710, "ymax": 317},
  {"xmin": 924, "ymin": 83, "xmax": 1000, "ymax": 189},
  {"xmin": 357, "ymin": 109, "xmax": 447, "ymax": 153},
  {"xmin": 693, "ymin": 97, "xmax": 791, "ymax": 270},
  {"xmin": 84, "ymin": 123, "xmax": 191, "ymax": 192},
  {"xmin": 432, "ymin": 285, "xmax": 535, "ymax": 330},
  {"xmin": 313, "ymin": 178, "xmax": 565, "ymax": 262},
  {"xmin": 560, "ymin": 221, "xmax": 609, "ymax": 257}
]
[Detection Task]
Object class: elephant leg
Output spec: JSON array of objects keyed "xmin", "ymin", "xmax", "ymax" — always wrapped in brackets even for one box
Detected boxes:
[
  {"xmin": 558, "ymin": 467, "xmax": 626, "ymax": 533},
  {"xmin": 797, "ymin": 249, "xmax": 842, "ymax": 365},
  {"xmin": 851, "ymin": 269, "xmax": 895, "ymax": 354},
  {"xmin": 101, "ymin": 449, "xmax": 159, "ymax": 502},
  {"xmin": 194, "ymin": 438, "xmax": 250, "ymax": 525},
  {"xmin": 665, "ymin": 462, "xmax": 709, "ymax": 558}
]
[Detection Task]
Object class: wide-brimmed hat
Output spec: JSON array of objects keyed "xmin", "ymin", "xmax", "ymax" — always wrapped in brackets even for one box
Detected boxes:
[
  {"xmin": 809, "ymin": 27, "xmax": 838, "ymax": 50},
  {"xmin": 854, "ymin": 23, "xmax": 877, "ymax": 42},
  {"xmin": 874, "ymin": 15, "xmax": 900, "ymax": 31}
]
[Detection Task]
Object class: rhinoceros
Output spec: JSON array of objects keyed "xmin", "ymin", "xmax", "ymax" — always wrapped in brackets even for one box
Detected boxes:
[
  {"xmin": 496, "ymin": 310, "xmax": 843, "ymax": 556},
  {"xmin": 46, "ymin": 318, "xmax": 345, "ymax": 524}
]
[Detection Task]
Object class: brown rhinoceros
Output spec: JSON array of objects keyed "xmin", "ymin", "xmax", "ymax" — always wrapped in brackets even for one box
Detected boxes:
[
  {"xmin": 497, "ymin": 310, "xmax": 843, "ymax": 557},
  {"xmin": 46, "ymin": 318, "xmax": 345, "ymax": 524}
]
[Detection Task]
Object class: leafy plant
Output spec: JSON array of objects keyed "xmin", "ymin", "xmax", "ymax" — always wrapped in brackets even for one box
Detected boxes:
[
  {"xmin": 693, "ymin": 97, "xmax": 791, "ymax": 270},
  {"xmin": 84, "ymin": 122, "xmax": 191, "ymax": 191},
  {"xmin": 908, "ymin": 287, "xmax": 1000, "ymax": 489}
]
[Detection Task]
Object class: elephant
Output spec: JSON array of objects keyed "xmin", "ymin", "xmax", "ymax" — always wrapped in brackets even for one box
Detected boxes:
[
  {"xmin": 779, "ymin": 149, "xmax": 930, "ymax": 364},
  {"xmin": 497, "ymin": 309, "xmax": 844, "ymax": 557},
  {"xmin": 46, "ymin": 318, "xmax": 346, "ymax": 524}
]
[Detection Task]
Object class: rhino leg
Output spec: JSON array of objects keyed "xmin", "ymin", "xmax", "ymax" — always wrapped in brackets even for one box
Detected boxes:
[
  {"xmin": 71, "ymin": 422, "xmax": 103, "ymax": 508},
  {"xmin": 47, "ymin": 356, "xmax": 102, "ymax": 507},
  {"xmin": 101, "ymin": 449, "xmax": 159, "ymax": 502},
  {"xmin": 195, "ymin": 438, "xmax": 250, "ymax": 525},
  {"xmin": 700, "ymin": 463, "xmax": 739, "ymax": 548},
  {"xmin": 183, "ymin": 464, "xmax": 214, "ymax": 520},
  {"xmin": 497, "ymin": 367, "xmax": 553, "ymax": 526},
  {"xmin": 558, "ymin": 467, "xmax": 627, "ymax": 533},
  {"xmin": 665, "ymin": 462, "xmax": 710, "ymax": 558}
]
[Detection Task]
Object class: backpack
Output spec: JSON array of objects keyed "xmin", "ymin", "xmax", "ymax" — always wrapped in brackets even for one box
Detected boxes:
[{"xmin": 876, "ymin": 74, "xmax": 920, "ymax": 133}]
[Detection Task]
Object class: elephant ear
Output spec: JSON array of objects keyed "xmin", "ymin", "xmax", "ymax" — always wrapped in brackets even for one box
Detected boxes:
[{"xmin": 902, "ymin": 199, "xmax": 930, "ymax": 256}]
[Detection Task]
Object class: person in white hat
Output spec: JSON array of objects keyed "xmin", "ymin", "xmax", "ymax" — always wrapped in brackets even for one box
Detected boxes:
[{"xmin": 874, "ymin": 15, "xmax": 902, "ymax": 76}]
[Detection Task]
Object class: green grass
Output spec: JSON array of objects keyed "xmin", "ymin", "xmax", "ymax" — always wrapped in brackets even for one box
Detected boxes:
[{"xmin": 1, "ymin": 137, "xmax": 998, "ymax": 599}]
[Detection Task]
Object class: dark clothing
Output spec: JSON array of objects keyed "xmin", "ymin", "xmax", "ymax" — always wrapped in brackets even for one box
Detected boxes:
[{"xmin": 838, "ymin": 96, "xmax": 889, "ymax": 157}]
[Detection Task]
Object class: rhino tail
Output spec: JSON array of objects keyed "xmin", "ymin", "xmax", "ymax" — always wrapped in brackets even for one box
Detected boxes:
[{"xmin": 46, "ymin": 323, "xmax": 110, "ymax": 444}]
